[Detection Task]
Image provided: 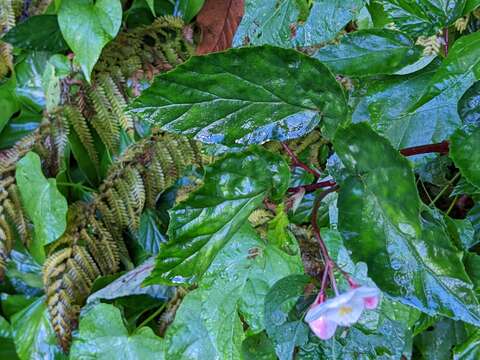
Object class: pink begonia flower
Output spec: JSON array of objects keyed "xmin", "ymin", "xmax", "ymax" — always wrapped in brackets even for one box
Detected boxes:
[{"xmin": 304, "ymin": 286, "xmax": 380, "ymax": 340}]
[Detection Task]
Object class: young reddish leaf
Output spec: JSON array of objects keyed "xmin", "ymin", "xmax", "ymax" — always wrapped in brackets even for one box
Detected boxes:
[{"xmin": 196, "ymin": 0, "xmax": 244, "ymax": 54}]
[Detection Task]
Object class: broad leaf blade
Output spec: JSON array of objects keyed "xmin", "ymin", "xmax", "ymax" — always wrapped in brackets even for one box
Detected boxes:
[
  {"xmin": 314, "ymin": 29, "xmax": 422, "ymax": 77},
  {"xmin": 165, "ymin": 225, "xmax": 302, "ymax": 359},
  {"xmin": 352, "ymin": 63, "xmax": 462, "ymax": 148},
  {"xmin": 16, "ymin": 152, "xmax": 68, "ymax": 247},
  {"xmin": 233, "ymin": 0, "xmax": 364, "ymax": 48},
  {"xmin": 335, "ymin": 123, "xmax": 480, "ymax": 325},
  {"xmin": 144, "ymin": 147, "xmax": 290, "ymax": 285},
  {"xmin": 58, "ymin": 0, "xmax": 122, "ymax": 82},
  {"xmin": 70, "ymin": 303, "xmax": 165, "ymax": 359},
  {"xmin": 129, "ymin": 46, "xmax": 347, "ymax": 145}
]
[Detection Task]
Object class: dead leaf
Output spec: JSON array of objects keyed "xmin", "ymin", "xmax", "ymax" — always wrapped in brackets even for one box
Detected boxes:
[{"xmin": 196, "ymin": 0, "xmax": 244, "ymax": 55}]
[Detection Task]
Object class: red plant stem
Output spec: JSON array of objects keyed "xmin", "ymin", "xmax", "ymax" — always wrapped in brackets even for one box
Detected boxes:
[
  {"xmin": 287, "ymin": 141, "xmax": 450, "ymax": 194},
  {"xmin": 282, "ymin": 143, "xmax": 321, "ymax": 178},
  {"xmin": 399, "ymin": 140, "xmax": 449, "ymax": 157}
]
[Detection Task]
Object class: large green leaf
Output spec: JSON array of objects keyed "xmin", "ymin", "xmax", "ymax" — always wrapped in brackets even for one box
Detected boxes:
[
  {"xmin": 164, "ymin": 224, "xmax": 302, "ymax": 359},
  {"xmin": 314, "ymin": 29, "xmax": 422, "ymax": 77},
  {"xmin": 70, "ymin": 303, "xmax": 165, "ymax": 359},
  {"xmin": 352, "ymin": 62, "xmax": 462, "ymax": 148},
  {"xmin": 10, "ymin": 297, "xmax": 65, "ymax": 360},
  {"xmin": 413, "ymin": 31, "xmax": 480, "ymax": 113},
  {"xmin": 16, "ymin": 152, "xmax": 68, "ymax": 247},
  {"xmin": 129, "ymin": 46, "xmax": 347, "ymax": 145},
  {"xmin": 381, "ymin": 0, "xmax": 466, "ymax": 36},
  {"xmin": 335, "ymin": 123, "xmax": 480, "ymax": 325},
  {"xmin": 264, "ymin": 275, "xmax": 310, "ymax": 360},
  {"xmin": 58, "ymin": 0, "xmax": 122, "ymax": 82},
  {"xmin": 3, "ymin": 15, "xmax": 69, "ymax": 53},
  {"xmin": 450, "ymin": 127, "xmax": 480, "ymax": 188},
  {"xmin": 233, "ymin": 0, "xmax": 364, "ymax": 48},
  {"xmin": 465, "ymin": 0, "xmax": 480, "ymax": 12},
  {"xmin": 458, "ymin": 81, "xmax": 480, "ymax": 127},
  {"xmin": 145, "ymin": 147, "xmax": 290, "ymax": 285}
]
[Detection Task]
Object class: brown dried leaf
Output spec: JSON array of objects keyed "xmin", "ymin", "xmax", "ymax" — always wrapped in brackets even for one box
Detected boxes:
[{"xmin": 196, "ymin": 0, "xmax": 244, "ymax": 55}]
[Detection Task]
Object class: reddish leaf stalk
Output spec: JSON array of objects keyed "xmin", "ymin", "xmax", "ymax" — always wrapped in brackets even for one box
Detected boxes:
[
  {"xmin": 282, "ymin": 143, "xmax": 321, "ymax": 178},
  {"xmin": 286, "ymin": 141, "xmax": 450, "ymax": 193},
  {"xmin": 443, "ymin": 28, "xmax": 449, "ymax": 57}
]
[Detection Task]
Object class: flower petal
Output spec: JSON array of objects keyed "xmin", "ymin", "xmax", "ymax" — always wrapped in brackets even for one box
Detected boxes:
[
  {"xmin": 308, "ymin": 316, "xmax": 338, "ymax": 340},
  {"xmin": 305, "ymin": 290, "xmax": 356, "ymax": 322},
  {"xmin": 363, "ymin": 295, "xmax": 379, "ymax": 309},
  {"xmin": 324, "ymin": 296, "xmax": 364, "ymax": 326}
]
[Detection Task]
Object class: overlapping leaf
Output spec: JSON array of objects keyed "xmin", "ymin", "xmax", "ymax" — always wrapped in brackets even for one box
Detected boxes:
[
  {"xmin": 233, "ymin": 0, "xmax": 364, "ymax": 47},
  {"xmin": 314, "ymin": 29, "xmax": 422, "ymax": 76},
  {"xmin": 16, "ymin": 152, "xmax": 68, "ymax": 247},
  {"xmin": 450, "ymin": 127, "xmax": 480, "ymax": 188},
  {"xmin": 335, "ymin": 123, "xmax": 480, "ymax": 325},
  {"xmin": 145, "ymin": 147, "xmax": 290, "ymax": 286},
  {"xmin": 58, "ymin": 0, "xmax": 122, "ymax": 81},
  {"xmin": 129, "ymin": 46, "xmax": 348, "ymax": 145}
]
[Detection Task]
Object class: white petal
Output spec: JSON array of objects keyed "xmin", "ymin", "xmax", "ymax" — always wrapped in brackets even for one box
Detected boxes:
[
  {"xmin": 305, "ymin": 291, "xmax": 356, "ymax": 322},
  {"xmin": 323, "ymin": 297, "xmax": 365, "ymax": 326}
]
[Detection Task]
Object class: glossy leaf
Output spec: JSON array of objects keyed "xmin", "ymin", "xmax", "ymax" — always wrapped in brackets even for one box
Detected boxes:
[
  {"xmin": 352, "ymin": 62, "xmax": 463, "ymax": 148},
  {"xmin": 233, "ymin": 0, "xmax": 364, "ymax": 48},
  {"xmin": 450, "ymin": 127, "xmax": 480, "ymax": 188},
  {"xmin": 16, "ymin": 152, "xmax": 68, "ymax": 246},
  {"xmin": 415, "ymin": 319, "xmax": 468, "ymax": 360},
  {"xmin": 0, "ymin": 77, "xmax": 19, "ymax": 133},
  {"xmin": 446, "ymin": 217, "xmax": 477, "ymax": 251},
  {"xmin": 58, "ymin": 0, "xmax": 122, "ymax": 82},
  {"xmin": 129, "ymin": 46, "xmax": 347, "ymax": 145},
  {"xmin": 458, "ymin": 81, "xmax": 480, "ymax": 127},
  {"xmin": 335, "ymin": 123, "xmax": 480, "ymax": 325},
  {"xmin": 413, "ymin": 32, "xmax": 480, "ymax": 114},
  {"xmin": 135, "ymin": 209, "xmax": 167, "ymax": 255},
  {"xmin": 70, "ymin": 303, "xmax": 165, "ymax": 359},
  {"xmin": 381, "ymin": 0, "xmax": 466, "ymax": 36},
  {"xmin": 465, "ymin": 0, "xmax": 480, "ymax": 13},
  {"xmin": 264, "ymin": 274, "xmax": 310, "ymax": 360},
  {"xmin": 453, "ymin": 330, "xmax": 480, "ymax": 360},
  {"xmin": 145, "ymin": 147, "xmax": 290, "ymax": 285},
  {"xmin": 11, "ymin": 297, "xmax": 65, "ymax": 360},
  {"xmin": 3, "ymin": 15, "xmax": 69, "ymax": 53},
  {"xmin": 176, "ymin": 0, "xmax": 205, "ymax": 22},
  {"xmin": 314, "ymin": 29, "xmax": 422, "ymax": 76},
  {"xmin": 164, "ymin": 224, "xmax": 302, "ymax": 359}
]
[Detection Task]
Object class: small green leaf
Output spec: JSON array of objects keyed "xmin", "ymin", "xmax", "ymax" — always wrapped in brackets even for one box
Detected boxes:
[
  {"xmin": 145, "ymin": 0, "xmax": 156, "ymax": 15},
  {"xmin": 135, "ymin": 209, "xmax": 167, "ymax": 255},
  {"xmin": 70, "ymin": 303, "xmax": 165, "ymax": 359},
  {"xmin": 130, "ymin": 46, "xmax": 347, "ymax": 145},
  {"xmin": 145, "ymin": 147, "xmax": 290, "ymax": 285},
  {"xmin": 234, "ymin": 0, "xmax": 364, "ymax": 48},
  {"xmin": 450, "ymin": 127, "xmax": 480, "ymax": 189},
  {"xmin": 453, "ymin": 329, "xmax": 480, "ymax": 360},
  {"xmin": 446, "ymin": 217, "xmax": 477, "ymax": 251},
  {"xmin": 335, "ymin": 123, "xmax": 480, "ymax": 325},
  {"xmin": 2, "ymin": 15, "xmax": 69, "ymax": 53},
  {"xmin": 58, "ymin": 0, "xmax": 122, "ymax": 82},
  {"xmin": 164, "ymin": 225, "xmax": 302, "ymax": 359},
  {"xmin": 11, "ymin": 297, "xmax": 65, "ymax": 360},
  {"xmin": 314, "ymin": 29, "xmax": 422, "ymax": 76},
  {"xmin": 264, "ymin": 274, "xmax": 310, "ymax": 360},
  {"xmin": 16, "ymin": 152, "xmax": 68, "ymax": 247},
  {"xmin": 176, "ymin": 0, "xmax": 205, "ymax": 22},
  {"xmin": 382, "ymin": 0, "xmax": 466, "ymax": 36},
  {"xmin": 465, "ymin": 0, "xmax": 480, "ymax": 13},
  {"xmin": 42, "ymin": 63, "xmax": 61, "ymax": 114},
  {"xmin": 242, "ymin": 332, "xmax": 277, "ymax": 360}
]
